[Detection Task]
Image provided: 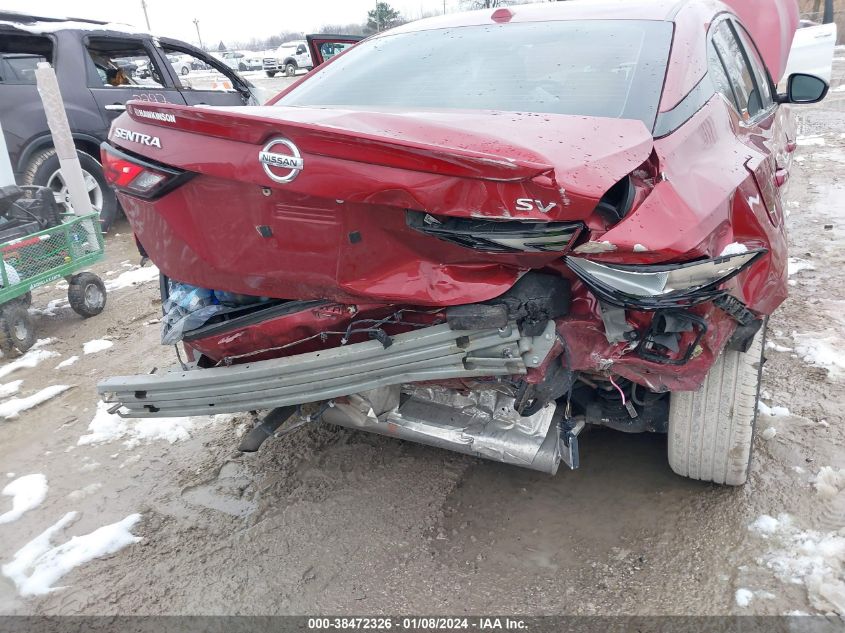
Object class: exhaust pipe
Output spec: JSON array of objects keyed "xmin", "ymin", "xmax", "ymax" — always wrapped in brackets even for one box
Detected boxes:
[{"xmin": 321, "ymin": 387, "xmax": 565, "ymax": 474}]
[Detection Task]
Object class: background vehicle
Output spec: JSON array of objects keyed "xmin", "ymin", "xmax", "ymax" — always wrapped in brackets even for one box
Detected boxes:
[
  {"xmin": 217, "ymin": 50, "xmax": 249, "ymax": 71},
  {"xmin": 263, "ymin": 40, "xmax": 312, "ymax": 77},
  {"xmin": 0, "ymin": 11, "xmax": 263, "ymax": 231},
  {"xmin": 99, "ymin": 0, "xmax": 826, "ymax": 485},
  {"xmin": 779, "ymin": 19, "xmax": 837, "ymax": 88}
]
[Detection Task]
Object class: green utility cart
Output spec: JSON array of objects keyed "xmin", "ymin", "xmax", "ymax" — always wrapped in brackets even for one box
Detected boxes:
[{"xmin": 0, "ymin": 212, "xmax": 107, "ymax": 353}]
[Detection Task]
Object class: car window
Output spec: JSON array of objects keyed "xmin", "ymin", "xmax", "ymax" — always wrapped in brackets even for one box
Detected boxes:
[
  {"xmin": 0, "ymin": 34, "xmax": 52, "ymax": 85},
  {"xmin": 707, "ymin": 41, "xmax": 739, "ymax": 110},
  {"xmin": 279, "ymin": 21, "xmax": 673, "ymax": 128},
  {"xmin": 711, "ymin": 21, "xmax": 764, "ymax": 120},
  {"xmin": 85, "ymin": 38, "xmax": 166, "ymax": 89},
  {"xmin": 318, "ymin": 41, "xmax": 355, "ymax": 61},
  {"xmin": 731, "ymin": 21, "xmax": 774, "ymax": 111},
  {"xmin": 161, "ymin": 45, "xmax": 240, "ymax": 92}
]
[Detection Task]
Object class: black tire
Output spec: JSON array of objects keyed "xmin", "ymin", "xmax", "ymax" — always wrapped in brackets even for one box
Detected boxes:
[
  {"xmin": 266, "ymin": 70, "xmax": 276, "ymax": 77},
  {"xmin": 180, "ymin": 65, "xmax": 189, "ymax": 76},
  {"xmin": 22, "ymin": 148, "xmax": 118, "ymax": 232},
  {"xmin": 0, "ymin": 304, "xmax": 36, "ymax": 353},
  {"xmin": 68, "ymin": 272, "xmax": 107, "ymax": 318},
  {"xmin": 284, "ymin": 62, "xmax": 297, "ymax": 77},
  {"xmin": 238, "ymin": 62, "xmax": 247, "ymax": 71}
]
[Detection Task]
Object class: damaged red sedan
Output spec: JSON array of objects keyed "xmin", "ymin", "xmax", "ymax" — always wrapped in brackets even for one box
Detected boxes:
[{"xmin": 98, "ymin": 0, "xmax": 828, "ymax": 485}]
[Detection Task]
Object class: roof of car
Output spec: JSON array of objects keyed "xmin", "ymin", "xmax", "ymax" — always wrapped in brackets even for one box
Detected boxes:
[
  {"xmin": 385, "ymin": 0, "xmax": 684, "ymax": 36},
  {"xmin": 0, "ymin": 10, "xmax": 144, "ymax": 35}
]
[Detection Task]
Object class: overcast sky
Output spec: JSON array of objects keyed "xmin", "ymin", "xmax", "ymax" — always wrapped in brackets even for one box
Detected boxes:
[{"xmin": 3, "ymin": 0, "xmax": 467, "ymax": 48}]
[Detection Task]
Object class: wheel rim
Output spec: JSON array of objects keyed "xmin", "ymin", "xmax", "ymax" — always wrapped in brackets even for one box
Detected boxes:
[
  {"xmin": 47, "ymin": 167, "xmax": 104, "ymax": 215},
  {"xmin": 12, "ymin": 320, "xmax": 28, "ymax": 341},
  {"xmin": 84, "ymin": 283, "xmax": 105, "ymax": 309}
]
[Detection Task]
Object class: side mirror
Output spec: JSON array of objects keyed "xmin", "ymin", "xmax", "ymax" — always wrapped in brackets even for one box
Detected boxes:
[{"xmin": 779, "ymin": 73, "xmax": 829, "ymax": 104}]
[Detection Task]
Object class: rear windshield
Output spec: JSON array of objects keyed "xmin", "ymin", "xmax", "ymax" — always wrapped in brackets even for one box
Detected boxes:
[{"xmin": 278, "ymin": 20, "xmax": 673, "ymax": 128}]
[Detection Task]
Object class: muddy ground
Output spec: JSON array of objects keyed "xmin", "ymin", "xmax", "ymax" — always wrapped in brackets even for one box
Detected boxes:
[{"xmin": 0, "ymin": 55, "xmax": 844, "ymax": 617}]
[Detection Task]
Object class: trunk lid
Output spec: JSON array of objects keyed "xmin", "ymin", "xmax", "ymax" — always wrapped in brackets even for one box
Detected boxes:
[{"xmin": 111, "ymin": 102, "xmax": 653, "ymax": 305}]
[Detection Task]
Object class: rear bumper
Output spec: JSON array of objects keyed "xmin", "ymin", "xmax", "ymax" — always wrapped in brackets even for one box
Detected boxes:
[{"xmin": 98, "ymin": 322, "xmax": 554, "ymax": 417}]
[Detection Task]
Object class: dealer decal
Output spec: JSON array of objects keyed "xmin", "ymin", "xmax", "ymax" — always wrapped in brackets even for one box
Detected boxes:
[
  {"xmin": 134, "ymin": 109, "xmax": 176, "ymax": 124},
  {"xmin": 114, "ymin": 127, "xmax": 162, "ymax": 148}
]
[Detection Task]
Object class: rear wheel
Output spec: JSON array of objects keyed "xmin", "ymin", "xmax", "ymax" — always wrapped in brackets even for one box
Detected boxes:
[
  {"xmin": 68, "ymin": 272, "xmax": 107, "ymax": 318},
  {"xmin": 180, "ymin": 65, "xmax": 189, "ymax": 76},
  {"xmin": 284, "ymin": 62, "xmax": 296, "ymax": 77},
  {"xmin": 0, "ymin": 304, "xmax": 36, "ymax": 353},
  {"xmin": 22, "ymin": 148, "xmax": 118, "ymax": 232},
  {"xmin": 667, "ymin": 324, "xmax": 765, "ymax": 486}
]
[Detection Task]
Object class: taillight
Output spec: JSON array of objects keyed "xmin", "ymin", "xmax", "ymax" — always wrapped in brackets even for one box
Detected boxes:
[{"xmin": 100, "ymin": 142, "xmax": 189, "ymax": 199}]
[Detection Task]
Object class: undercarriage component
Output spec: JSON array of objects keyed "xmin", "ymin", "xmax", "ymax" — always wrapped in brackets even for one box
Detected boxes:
[
  {"xmin": 406, "ymin": 210, "xmax": 584, "ymax": 254},
  {"xmin": 238, "ymin": 405, "xmax": 296, "ymax": 452},
  {"xmin": 572, "ymin": 378, "xmax": 669, "ymax": 434},
  {"xmin": 98, "ymin": 322, "xmax": 555, "ymax": 417},
  {"xmin": 321, "ymin": 386, "xmax": 564, "ymax": 474},
  {"xmin": 715, "ymin": 294, "xmax": 764, "ymax": 352}
]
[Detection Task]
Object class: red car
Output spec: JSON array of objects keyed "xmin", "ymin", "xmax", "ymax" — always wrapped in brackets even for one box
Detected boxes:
[{"xmin": 98, "ymin": 0, "xmax": 828, "ymax": 485}]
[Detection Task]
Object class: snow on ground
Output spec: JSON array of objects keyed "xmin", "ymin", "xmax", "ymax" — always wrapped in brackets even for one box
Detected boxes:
[
  {"xmin": 0, "ymin": 380, "xmax": 23, "ymax": 398},
  {"xmin": 104, "ymin": 265, "xmax": 159, "ymax": 292},
  {"xmin": 83, "ymin": 339, "xmax": 113, "ymax": 355},
  {"xmin": 758, "ymin": 401, "xmax": 791, "ymax": 417},
  {"xmin": 735, "ymin": 588, "xmax": 753, "ymax": 607},
  {"xmin": 55, "ymin": 356, "xmax": 79, "ymax": 369},
  {"xmin": 0, "ymin": 385, "xmax": 71, "ymax": 420},
  {"xmin": 748, "ymin": 514, "xmax": 845, "ymax": 615},
  {"xmin": 815, "ymin": 467, "xmax": 845, "ymax": 500},
  {"xmin": 788, "ymin": 257, "xmax": 815, "ymax": 277},
  {"xmin": 793, "ymin": 335, "xmax": 845, "ymax": 379},
  {"xmin": 77, "ymin": 400, "xmax": 231, "ymax": 449},
  {"xmin": 67, "ymin": 483, "xmax": 102, "ymax": 501},
  {"xmin": 0, "ymin": 349, "xmax": 59, "ymax": 380},
  {"xmin": 766, "ymin": 342, "xmax": 793, "ymax": 353},
  {"xmin": 1, "ymin": 511, "xmax": 141, "ymax": 597},
  {"xmin": 0, "ymin": 474, "xmax": 48, "ymax": 525},
  {"xmin": 797, "ymin": 136, "xmax": 827, "ymax": 147}
]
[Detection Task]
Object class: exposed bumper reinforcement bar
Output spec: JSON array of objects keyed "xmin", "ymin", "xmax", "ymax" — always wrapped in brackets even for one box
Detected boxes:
[{"xmin": 98, "ymin": 322, "xmax": 546, "ymax": 417}]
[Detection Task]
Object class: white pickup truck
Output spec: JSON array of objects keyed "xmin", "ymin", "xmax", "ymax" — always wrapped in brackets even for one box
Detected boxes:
[
  {"xmin": 779, "ymin": 19, "xmax": 837, "ymax": 89},
  {"xmin": 263, "ymin": 40, "xmax": 312, "ymax": 77}
]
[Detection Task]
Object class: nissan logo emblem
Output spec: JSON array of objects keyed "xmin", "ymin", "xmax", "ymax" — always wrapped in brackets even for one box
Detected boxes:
[{"xmin": 258, "ymin": 137, "xmax": 304, "ymax": 183}]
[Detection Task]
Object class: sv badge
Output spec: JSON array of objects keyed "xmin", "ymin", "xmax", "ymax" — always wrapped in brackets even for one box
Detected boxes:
[{"xmin": 515, "ymin": 198, "xmax": 557, "ymax": 214}]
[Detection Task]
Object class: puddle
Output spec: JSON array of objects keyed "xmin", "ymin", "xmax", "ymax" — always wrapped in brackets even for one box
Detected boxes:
[{"xmin": 181, "ymin": 461, "xmax": 258, "ymax": 517}]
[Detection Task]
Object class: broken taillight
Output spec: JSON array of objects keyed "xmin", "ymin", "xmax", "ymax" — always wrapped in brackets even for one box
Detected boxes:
[{"xmin": 100, "ymin": 142, "xmax": 190, "ymax": 199}]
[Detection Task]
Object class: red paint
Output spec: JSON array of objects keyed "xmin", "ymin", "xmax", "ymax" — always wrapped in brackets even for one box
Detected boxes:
[{"xmin": 105, "ymin": 0, "xmax": 799, "ymax": 392}]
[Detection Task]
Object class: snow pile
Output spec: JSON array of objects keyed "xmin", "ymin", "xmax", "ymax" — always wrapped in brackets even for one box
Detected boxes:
[
  {"xmin": 0, "ymin": 474, "xmax": 48, "ymax": 524},
  {"xmin": 104, "ymin": 265, "xmax": 159, "ymax": 292},
  {"xmin": 761, "ymin": 427, "xmax": 777, "ymax": 441},
  {"xmin": 0, "ymin": 380, "xmax": 23, "ymax": 398},
  {"xmin": 758, "ymin": 401, "xmax": 790, "ymax": 417},
  {"xmin": 1, "ymin": 511, "xmax": 141, "ymax": 596},
  {"xmin": 815, "ymin": 467, "xmax": 845, "ymax": 499},
  {"xmin": 749, "ymin": 513, "xmax": 845, "ymax": 614},
  {"xmin": 735, "ymin": 588, "xmax": 753, "ymax": 607},
  {"xmin": 83, "ymin": 339, "xmax": 113, "ymax": 355},
  {"xmin": 0, "ymin": 349, "xmax": 59, "ymax": 380},
  {"xmin": 67, "ymin": 483, "xmax": 102, "ymax": 501},
  {"xmin": 766, "ymin": 342, "xmax": 793, "ymax": 353},
  {"xmin": 78, "ymin": 401, "xmax": 228, "ymax": 448},
  {"xmin": 793, "ymin": 335, "xmax": 845, "ymax": 379},
  {"xmin": 55, "ymin": 356, "xmax": 79, "ymax": 369},
  {"xmin": 0, "ymin": 385, "xmax": 71, "ymax": 420},
  {"xmin": 788, "ymin": 258, "xmax": 815, "ymax": 277}
]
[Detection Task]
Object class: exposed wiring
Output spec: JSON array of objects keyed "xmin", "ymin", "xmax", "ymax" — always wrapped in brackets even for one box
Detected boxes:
[{"xmin": 608, "ymin": 373, "xmax": 626, "ymax": 407}]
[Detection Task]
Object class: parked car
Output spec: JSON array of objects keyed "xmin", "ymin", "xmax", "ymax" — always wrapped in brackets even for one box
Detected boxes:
[
  {"xmin": 779, "ymin": 18, "xmax": 837, "ymax": 89},
  {"xmin": 99, "ymin": 0, "xmax": 829, "ymax": 485},
  {"xmin": 167, "ymin": 53, "xmax": 192, "ymax": 76},
  {"xmin": 243, "ymin": 53, "xmax": 263, "ymax": 71},
  {"xmin": 0, "ymin": 11, "xmax": 264, "ymax": 230},
  {"xmin": 215, "ymin": 50, "xmax": 248, "ymax": 71},
  {"xmin": 263, "ymin": 40, "xmax": 312, "ymax": 77}
]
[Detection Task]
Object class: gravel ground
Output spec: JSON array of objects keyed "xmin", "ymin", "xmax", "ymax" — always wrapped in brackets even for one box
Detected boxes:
[{"xmin": 0, "ymin": 53, "xmax": 843, "ymax": 617}]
